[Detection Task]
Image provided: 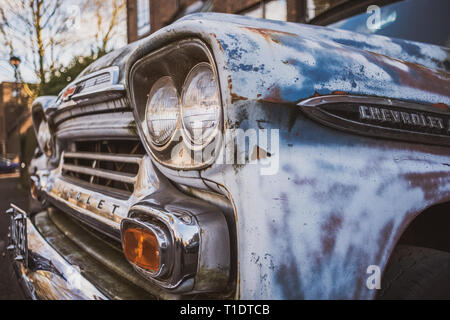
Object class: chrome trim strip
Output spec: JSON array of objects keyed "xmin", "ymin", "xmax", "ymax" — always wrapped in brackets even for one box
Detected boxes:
[
  {"xmin": 53, "ymin": 97, "xmax": 130, "ymax": 125},
  {"xmin": 62, "ymin": 164, "xmax": 136, "ymax": 185},
  {"xmin": 76, "ymin": 66, "xmax": 119, "ymax": 87},
  {"xmin": 57, "ymin": 66, "xmax": 123, "ymax": 106},
  {"xmin": 72, "ymin": 84, "xmax": 125, "ymax": 102},
  {"xmin": 299, "ymin": 95, "xmax": 450, "ymax": 115},
  {"xmin": 47, "ymin": 190, "xmax": 122, "ymax": 235},
  {"xmin": 55, "ymin": 111, "xmax": 137, "ymax": 140},
  {"xmin": 59, "ymin": 175, "xmax": 132, "ymax": 200},
  {"xmin": 64, "ymin": 152, "xmax": 142, "ymax": 164},
  {"xmin": 298, "ymin": 95, "xmax": 450, "ymax": 146}
]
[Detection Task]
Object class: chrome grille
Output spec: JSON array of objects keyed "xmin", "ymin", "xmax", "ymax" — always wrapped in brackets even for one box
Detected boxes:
[
  {"xmin": 53, "ymin": 97, "xmax": 129, "ymax": 125},
  {"xmin": 78, "ymin": 72, "xmax": 110, "ymax": 92},
  {"xmin": 62, "ymin": 140, "xmax": 145, "ymax": 196}
]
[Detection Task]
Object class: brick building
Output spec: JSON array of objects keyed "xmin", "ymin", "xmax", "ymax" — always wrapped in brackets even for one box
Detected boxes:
[
  {"xmin": 0, "ymin": 82, "xmax": 30, "ymax": 158},
  {"xmin": 127, "ymin": 0, "xmax": 344, "ymax": 43}
]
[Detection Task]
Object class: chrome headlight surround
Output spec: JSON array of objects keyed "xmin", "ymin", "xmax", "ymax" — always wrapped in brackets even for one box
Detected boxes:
[
  {"xmin": 31, "ymin": 106, "xmax": 54, "ymax": 157},
  {"xmin": 129, "ymin": 39, "xmax": 223, "ymax": 169}
]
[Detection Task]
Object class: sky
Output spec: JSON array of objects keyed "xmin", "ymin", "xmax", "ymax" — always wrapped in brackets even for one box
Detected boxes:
[{"xmin": 0, "ymin": 0, "xmax": 127, "ymax": 83}]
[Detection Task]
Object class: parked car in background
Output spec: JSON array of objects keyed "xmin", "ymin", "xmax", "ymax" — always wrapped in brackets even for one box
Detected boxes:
[
  {"xmin": 0, "ymin": 157, "xmax": 19, "ymax": 174},
  {"xmin": 6, "ymin": 0, "xmax": 450, "ymax": 299}
]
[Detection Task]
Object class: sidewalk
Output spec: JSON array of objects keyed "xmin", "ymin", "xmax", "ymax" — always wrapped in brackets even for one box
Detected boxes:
[{"xmin": 0, "ymin": 177, "xmax": 28, "ymax": 300}]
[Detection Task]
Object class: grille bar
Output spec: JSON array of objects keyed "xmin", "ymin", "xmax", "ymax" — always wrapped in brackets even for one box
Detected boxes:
[
  {"xmin": 59, "ymin": 122, "xmax": 145, "ymax": 195},
  {"xmin": 62, "ymin": 164, "xmax": 136, "ymax": 185},
  {"xmin": 64, "ymin": 152, "xmax": 142, "ymax": 164}
]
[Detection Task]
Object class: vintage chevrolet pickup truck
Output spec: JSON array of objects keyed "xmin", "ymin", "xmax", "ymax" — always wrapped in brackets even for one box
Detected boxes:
[{"xmin": 6, "ymin": 0, "xmax": 450, "ymax": 299}]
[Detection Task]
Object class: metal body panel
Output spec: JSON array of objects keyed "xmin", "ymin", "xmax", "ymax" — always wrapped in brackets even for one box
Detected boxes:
[
  {"xmin": 201, "ymin": 102, "xmax": 449, "ymax": 299},
  {"xmin": 27, "ymin": 12, "xmax": 450, "ymax": 299},
  {"xmin": 123, "ymin": 13, "xmax": 450, "ymax": 299}
]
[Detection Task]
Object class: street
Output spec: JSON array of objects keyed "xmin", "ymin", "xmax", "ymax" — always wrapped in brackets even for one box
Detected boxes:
[{"xmin": 0, "ymin": 176, "xmax": 27, "ymax": 299}]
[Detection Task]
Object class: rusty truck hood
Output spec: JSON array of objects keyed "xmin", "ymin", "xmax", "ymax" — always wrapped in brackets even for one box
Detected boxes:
[
  {"xmin": 175, "ymin": 13, "xmax": 449, "ymax": 109},
  {"xmin": 67, "ymin": 13, "xmax": 449, "ymax": 112}
]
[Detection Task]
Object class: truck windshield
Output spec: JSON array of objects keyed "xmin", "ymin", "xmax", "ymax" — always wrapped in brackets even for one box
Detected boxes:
[{"xmin": 329, "ymin": 0, "xmax": 450, "ymax": 47}]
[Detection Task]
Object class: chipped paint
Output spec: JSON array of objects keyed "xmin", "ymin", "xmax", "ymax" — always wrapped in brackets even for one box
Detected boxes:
[
  {"xmin": 241, "ymin": 26, "xmax": 296, "ymax": 43},
  {"xmin": 200, "ymin": 100, "xmax": 450, "ymax": 299},
  {"xmin": 122, "ymin": 12, "xmax": 450, "ymax": 299},
  {"xmin": 228, "ymin": 75, "xmax": 248, "ymax": 103},
  {"xmin": 174, "ymin": 13, "xmax": 450, "ymax": 108},
  {"xmin": 29, "ymin": 12, "xmax": 449, "ymax": 300}
]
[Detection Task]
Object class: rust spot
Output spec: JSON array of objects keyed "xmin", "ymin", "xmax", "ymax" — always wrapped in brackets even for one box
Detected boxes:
[
  {"xmin": 241, "ymin": 26, "xmax": 296, "ymax": 44},
  {"xmin": 263, "ymin": 85, "xmax": 282, "ymax": 103},
  {"xmin": 321, "ymin": 214, "xmax": 343, "ymax": 255},
  {"xmin": 403, "ymin": 171, "xmax": 450, "ymax": 202},
  {"xmin": 230, "ymin": 93, "xmax": 248, "ymax": 103},
  {"xmin": 369, "ymin": 51, "xmax": 450, "ymax": 100},
  {"xmin": 431, "ymin": 103, "xmax": 448, "ymax": 110},
  {"xmin": 228, "ymin": 75, "xmax": 249, "ymax": 103},
  {"xmin": 210, "ymin": 33, "xmax": 223, "ymax": 52},
  {"xmin": 332, "ymin": 91, "xmax": 348, "ymax": 95},
  {"xmin": 250, "ymin": 145, "xmax": 270, "ymax": 161}
]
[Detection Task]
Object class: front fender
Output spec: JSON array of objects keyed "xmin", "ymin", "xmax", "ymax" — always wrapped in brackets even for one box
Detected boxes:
[{"xmin": 202, "ymin": 101, "xmax": 450, "ymax": 299}]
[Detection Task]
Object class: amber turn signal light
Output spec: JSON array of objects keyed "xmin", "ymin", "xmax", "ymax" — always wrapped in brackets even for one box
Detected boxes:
[{"xmin": 123, "ymin": 227, "xmax": 160, "ymax": 272}]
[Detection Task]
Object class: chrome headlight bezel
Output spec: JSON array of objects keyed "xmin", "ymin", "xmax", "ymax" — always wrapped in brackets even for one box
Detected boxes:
[
  {"xmin": 129, "ymin": 39, "xmax": 223, "ymax": 169},
  {"xmin": 37, "ymin": 120, "xmax": 52, "ymax": 156},
  {"xmin": 31, "ymin": 107, "xmax": 54, "ymax": 158}
]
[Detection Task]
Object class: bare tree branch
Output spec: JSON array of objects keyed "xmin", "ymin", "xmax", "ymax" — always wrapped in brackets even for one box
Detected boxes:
[
  {"xmin": 0, "ymin": 0, "xmax": 126, "ymax": 90},
  {"xmin": 0, "ymin": 0, "xmax": 74, "ymax": 88}
]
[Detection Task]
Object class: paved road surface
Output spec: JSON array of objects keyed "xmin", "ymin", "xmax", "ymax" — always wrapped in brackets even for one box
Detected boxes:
[{"xmin": 0, "ymin": 176, "xmax": 28, "ymax": 300}]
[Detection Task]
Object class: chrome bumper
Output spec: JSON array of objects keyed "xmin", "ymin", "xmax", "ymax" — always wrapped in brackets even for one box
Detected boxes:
[
  {"xmin": 7, "ymin": 205, "xmax": 164, "ymax": 300},
  {"xmin": 8, "ymin": 205, "xmax": 107, "ymax": 300}
]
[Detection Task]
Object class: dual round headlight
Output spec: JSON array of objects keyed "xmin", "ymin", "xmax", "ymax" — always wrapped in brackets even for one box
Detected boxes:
[
  {"xmin": 144, "ymin": 62, "xmax": 221, "ymax": 148},
  {"xmin": 145, "ymin": 76, "xmax": 180, "ymax": 146}
]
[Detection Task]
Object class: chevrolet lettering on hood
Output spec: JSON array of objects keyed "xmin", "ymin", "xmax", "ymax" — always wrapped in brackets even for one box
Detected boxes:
[{"xmin": 359, "ymin": 105, "xmax": 449, "ymax": 132}]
